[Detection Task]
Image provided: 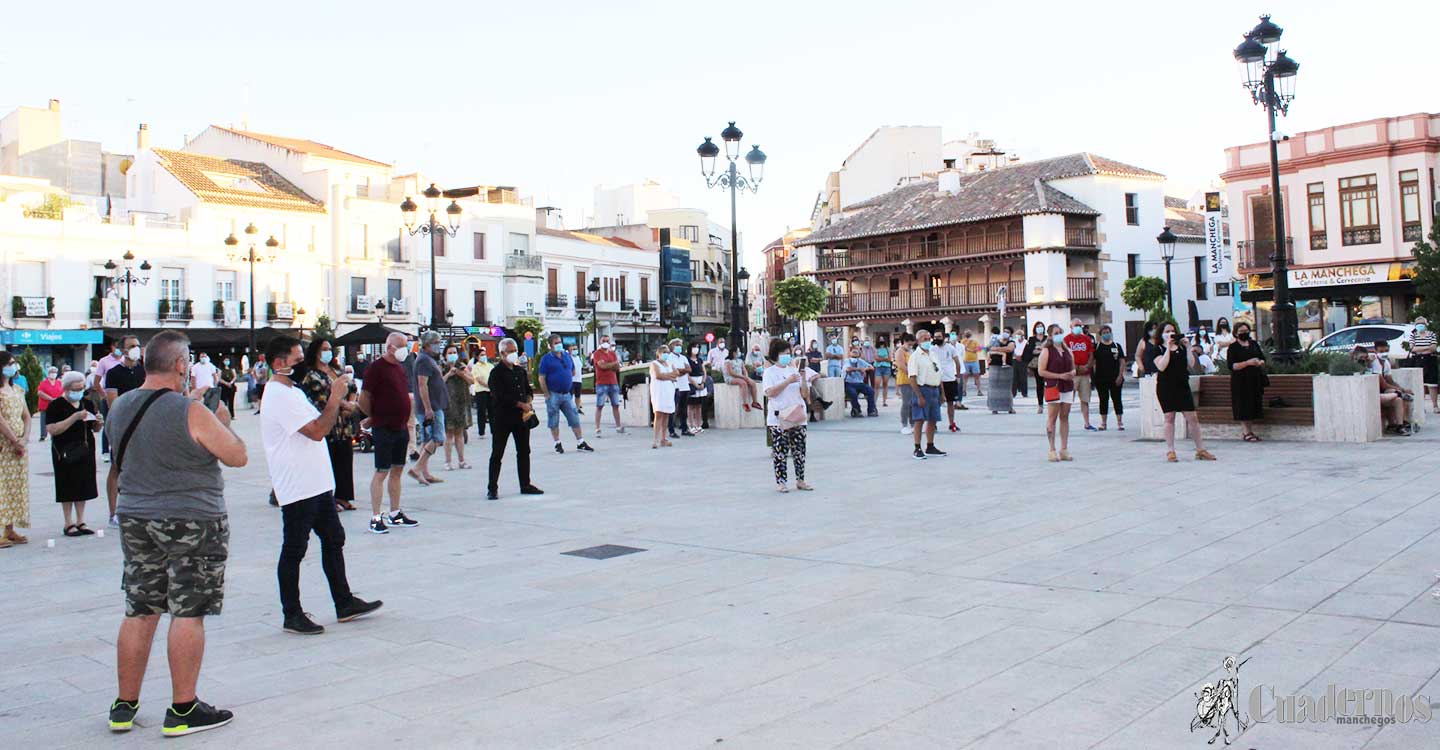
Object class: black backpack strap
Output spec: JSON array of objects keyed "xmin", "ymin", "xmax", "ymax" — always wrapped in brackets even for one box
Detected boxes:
[{"xmin": 114, "ymin": 390, "xmax": 169, "ymax": 473}]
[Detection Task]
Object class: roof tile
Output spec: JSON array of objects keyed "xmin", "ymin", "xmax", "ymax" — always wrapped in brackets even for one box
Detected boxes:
[{"xmin": 154, "ymin": 149, "xmax": 326, "ymax": 213}]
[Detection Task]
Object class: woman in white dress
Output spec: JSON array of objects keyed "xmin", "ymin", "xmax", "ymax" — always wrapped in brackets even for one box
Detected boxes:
[{"xmin": 649, "ymin": 343, "xmax": 681, "ymax": 448}]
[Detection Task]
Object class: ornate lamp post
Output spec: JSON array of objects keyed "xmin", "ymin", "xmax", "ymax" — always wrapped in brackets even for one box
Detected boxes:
[
  {"xmin": 696, "ymin": 122, "xmax": 766, "ymax": 344},
  {"xmin": 224, "ymin": 222, "xmax": 279, "ymax": 359},
  {"xmin": 102, "ymin": 250, "xmax": 152, "ymax": 329},
  {"xmin": 1156, "ymin": 227, "xmax": 1178, "ymax": 313},
  {"xmin": 1234, "ymin": 14, "xmax": 1301, "ymax": 359},
  {"xmin": 400, "ymin": 184, "xmax": 462, "ymax": 327},
  {"xmin": 586, "ymin": 277, "xmax": 601, "ymax": 352},
  {"xmin": 735, "ymin": 266, "xmax": 751, "ymax": 346}
]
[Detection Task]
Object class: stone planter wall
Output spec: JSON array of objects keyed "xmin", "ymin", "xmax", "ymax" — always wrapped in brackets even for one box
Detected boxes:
[
  {"xmin": 621, "ymin": 383, "xmax": 652, "ymax": 428},
  {"xmin": 1392, "ymin": 367, "xmax": 1427, "ymax": 428},
  {"xmin": 1142, "ymin": 372, "xmax": 1386, "ymax": 443},
  {"xmin": 713, "ymin": 382, "xmax": 766, "ymax": 429}
]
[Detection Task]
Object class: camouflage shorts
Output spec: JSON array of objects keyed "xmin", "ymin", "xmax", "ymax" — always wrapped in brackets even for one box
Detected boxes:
[{"xmin": 119, "ymin": 516, "xmax": 230, "ymax": 618}]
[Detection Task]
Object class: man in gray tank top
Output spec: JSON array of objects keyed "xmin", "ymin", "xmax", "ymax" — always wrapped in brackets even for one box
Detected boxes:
[{"xmin": 103, "ymin": 331, "xmax": 249, "ymax": 738}]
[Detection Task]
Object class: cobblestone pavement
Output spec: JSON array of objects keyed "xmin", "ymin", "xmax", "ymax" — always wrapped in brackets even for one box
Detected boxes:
[{"xmin": 4, "ymin": 390, "xmax": 1439, "ymax": 748}]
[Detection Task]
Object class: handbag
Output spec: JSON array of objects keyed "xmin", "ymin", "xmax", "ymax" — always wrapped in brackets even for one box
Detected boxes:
[
  {"xmin": 776, "ymin": 404, "xmax": 807, "ymax": 429},
  {"xmin": 1044, "ymin": 385, "xmax": 1061, "ymax": 403}
]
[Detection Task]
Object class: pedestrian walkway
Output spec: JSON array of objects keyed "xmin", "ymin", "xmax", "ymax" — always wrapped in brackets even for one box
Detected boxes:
[{"xmin": 4, "ymin": 397, "xmax": 1439, "ymax": 748}]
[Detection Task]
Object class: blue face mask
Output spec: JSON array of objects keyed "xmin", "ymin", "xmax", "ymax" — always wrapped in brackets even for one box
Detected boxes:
[
  {"xmin": 65, "ymin": 389, "xmax": 84, "ymax": 402},
  {"xmin": 223, "ymin": 359, "xmax": 231, "ymax": 366},
  {"xmin": 1, "ymin": 365, "xmax": 17, "ymax": 379},
  {"xmin": 1072, "ymin": 326, "xmax": 1083, "ymax": 335},
  {"xmin": 320, "ymin": 351, "xmax": 334, "ymax": 365},
  {"xmin": 113, "ymin": 348, "xmax": 122, "ymax": 358},
  {"xmin": 1418, "ymin": 323, "xmax": 1429, "ymax": 332},
  {"xmin": 1052, "ymin": 334, "xmax": 1066, "ymax": 346},
  {"xmin": 446, "ymin": 353, "xmax": 459, "ymax": 364},
  {"xmin": 778, "ymin": 354, "xmax": 793, "ymax": 367},
  {"xmin": 919, "ymin": 341, "xmax": 932, "ymax": 351}
]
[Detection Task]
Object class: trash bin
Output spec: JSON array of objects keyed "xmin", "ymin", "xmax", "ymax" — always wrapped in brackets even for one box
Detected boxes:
[{"xmin": 986, "ymin": 365, "xmax": 1015, "ymax": 413}]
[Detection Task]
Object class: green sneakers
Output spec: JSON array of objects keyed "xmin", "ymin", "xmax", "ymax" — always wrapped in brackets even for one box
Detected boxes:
[
  {"xmin": 108, "ymin": 699, "xmax": 139, "ymax": 732},
  {"xmin": 161, "ymin": 699, "xmax": 233, "ymax": 737}
]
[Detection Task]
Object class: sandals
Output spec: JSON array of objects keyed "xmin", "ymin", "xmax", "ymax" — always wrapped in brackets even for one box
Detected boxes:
[
  {"xmin": 1165, "ymin": 451, "xmax": 1178, "ymax": 463},
  {"xmin": 75, "ymin": 523, "xmax": 95, "ymax": 535},
  {"xmin": 1242, "ymin": 432, "xmax": 1260, "ymax": 442},
  {"xmin": 1117, "ymin": 425, "xmax": 1125, "ymax": 431},
  {"xmin": 407, "ymin": 469, "xmax": 431, "ymax": 486},
  {"xmin": 64, "ymin": 524, "xmax": 82, "ymax": 537},
  {"xmin": 4, "ymin": 531, "xmax": 27, "ymax": 544},
  {"xmin": 335, "ymin": 500, "xmax": 357, "ymax": 512},
  {"xmin": 443, "ymin": 462, "xmax": 454, "ymax": 471},
  {"xmin": 0, "ymin": 537, "xmax": 10, "ymax": 549},
  {"xmin": 1195, "ymin": 449, "xmax": 1217, "ymax": 461},
  {"xmin": 1048, "ymin": 450, "xmax": 1060, "ymax": 463},
  {"xmin": 796, "ymin": 482, "xmax": 814, "ymax": 491},
  {"xmin": 1059, "ymin": 451, "xmax": 1073, "ymax": 462},
  {"xmin": 742, "ymin": 404, "xmax": 752, "ymax": 412},
  {"xmin": 458, "ymin": 461, "xmax": 472, "ymax": 470}
]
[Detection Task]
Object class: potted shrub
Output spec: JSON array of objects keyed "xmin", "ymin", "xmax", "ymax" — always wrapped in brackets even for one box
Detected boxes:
[
  {"xmin": 182, "ymin": 299, "xmax": 194, "ymax": 319},
  {"xmin": 11, "ymin": 296, "xmax": 23, "ymax": 318},
  {"xmin": 212, "ymin": 299, "xmax": 224, "ymax": 319},
  {"xmin": 90, "ymin": 296, "xmax": 103, "ymax": 319},
  {"xmin": 158, "ymin": 298, "xmax": 171, "ymax": 319}
]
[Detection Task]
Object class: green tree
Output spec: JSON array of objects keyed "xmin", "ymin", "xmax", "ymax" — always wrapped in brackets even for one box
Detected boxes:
[
  {"xmin": 773, "ymin": 276, "xmax": 827, "ymax": 323},
  {"xmin": 311, "ymin": 313, "xmax": 335, "ymax": 340},
  {"xmin": 16, "ymin": 347, "xmax": 43, "ymax": 412},
  {"xmin": 511, "ymin": 316, "xmax": 544, "ymax": 341},
  {"xmin": 1409, "ymin": 221, "xmax": 1440, "ymax": 322},
  {"xmin": 1121, "ymin": 276, "xmax": 1169, "ymax": 318}
]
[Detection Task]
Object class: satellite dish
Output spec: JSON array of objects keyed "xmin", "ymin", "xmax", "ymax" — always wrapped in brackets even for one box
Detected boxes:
[{"xmin": 119, "ymin": 158, "xmax": 134, "ymax": 175}]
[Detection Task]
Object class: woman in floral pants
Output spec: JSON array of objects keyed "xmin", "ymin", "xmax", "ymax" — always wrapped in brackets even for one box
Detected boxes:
[{"xmin": 761, "ymin": 339, "xmax": 813, "ymax": 492}]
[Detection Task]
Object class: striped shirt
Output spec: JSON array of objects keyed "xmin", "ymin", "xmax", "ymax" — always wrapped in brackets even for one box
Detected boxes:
[{"xmin": 1409, "ymin": 330, "xmax": 1438, "ymax": 353}]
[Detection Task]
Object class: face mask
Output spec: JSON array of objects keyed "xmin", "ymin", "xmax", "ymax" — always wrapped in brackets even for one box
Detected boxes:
[
  {"xmin": 1000, "ymin": 333, "xmax": 1010, "ymax": 342},
  {"xmin": 65, "ymin": 389, "xmax": 84, "ymax": 402},
  {"xmin": 223, "ymin": 359, "xmax": 231, "ymax": 366},
  {"xmin": 1071, "ymin": 326, "xmax": 1083, "ymax": 335},
  {"xmin": 479, "ymin": 354, "xmax": 489, "ymax": 363},
  {"xmin": 1418, "ymin": 323, "xmax": 1429, "ymax": 332},
  {"xmin": 919, "ymin": 341, "xmax": 932, "ymax": 351},
  {"xmin": 778, "ymin": 354, "xmax": 793, "ymax": 367},
  {"xmin": 446, "ymin": 353, "xmax": 459, "ymax": 363},
  {"xmin": 504, "ymin": 352, "xmax": 519, "ymax": 365},
  {"xmin": 690, "ymin": 347, "xmax": 699, "ymax": 355},
  {"xmin": 199, "ymin": 356, "xmax": 209, "ymax": 364},
  {"xmin": 112, "ymin": 348, "xmax": 122, "ymax": 358},
  {"xmin": 1236, "ymin": 331, "xmax": 1250, "ymax": 341},
  {"xmin": 829, "ymin": 339, "xmax": 836, "ymax": 345},
  {"xmin": 1051, "ymin": 334, "xmax": 1065, "ymax": 346},
  {"xmin": 318, "ymin": 351, "xmax": 333, "ymax": 365},
  {"xmin": 1100, "ymin": 333, "xmax": 1113, "ymax": 342},
  {"xmin": 659, "ymin": 348, "xmax": 670, "ymax": 357},
  {"xmin": 127, "ymin": 346, "xmax": 142, "ymax": 360},
  {"xmin": 717, "ymin": 341, "xmax": 725, "ymax": 348},
  {"xmin": 600, "ymin": 341, "xmax": 611, "ymax": 349},
  {"xmin": 393, "ymin": 347, "xmax": 410, "ymax": 363},
  {"xmin": 1, "ymin": 365, "xmax": 16, "ymax": 379}
]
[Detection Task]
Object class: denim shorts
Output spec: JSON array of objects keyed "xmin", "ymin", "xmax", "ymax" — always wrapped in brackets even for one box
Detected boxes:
[
  {"xmin": 963, "ymin": 361, "xmax": 981, "ymax": 374},
  {"xmin": 911, "ymin": 385, "xmax": 943, "ymax": 423},
  {"xmin": 416, "ymin": 410, "xmax": 446, "ymax": 445},
  {"xmin": 594, "ymin": 384, "xmax": 621, "ymax": 407},
  {"xmin": 547, "ymin": 391, "xmax": 581, "ymax": 429}
]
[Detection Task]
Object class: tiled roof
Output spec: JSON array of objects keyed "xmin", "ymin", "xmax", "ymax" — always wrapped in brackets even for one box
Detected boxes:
[
  {"xmin": 211, "ymin": 126, "xmax": 391, "ymax": 167},
  {"xmin": 537, "ymin": 227, "xmax": 645, "ymax": 249},
  {"xmin": 1164, "ymin": 196, "xmax": 1189, "ymax": 209},
  {"xmin": 154, "ymin": 149, "xmax": 326, "ymax": 213}
]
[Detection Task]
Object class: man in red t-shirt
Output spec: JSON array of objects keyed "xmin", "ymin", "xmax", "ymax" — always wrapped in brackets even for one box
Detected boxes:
[
  {"xmin": 357, "ymin": 332, "xmax": 416, "ymax": 534},
  {"xmin": 590, "ymin": 334, "xmax": 625, "ymax": 436},
  {"xmin": 1063, "ymin": 317, "xmax": 1098, "ymax": 431}
]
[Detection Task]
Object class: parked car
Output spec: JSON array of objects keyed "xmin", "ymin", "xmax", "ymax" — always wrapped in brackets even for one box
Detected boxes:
[{"xmin": 1307, "ymin": 323, "xmax": 1416, "ymax": 354}]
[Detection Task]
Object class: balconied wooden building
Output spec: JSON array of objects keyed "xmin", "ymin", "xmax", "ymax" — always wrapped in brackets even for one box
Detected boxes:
[{"xmin": 796, "ymin": 153, "xmax": 1170, "ymax": 346}]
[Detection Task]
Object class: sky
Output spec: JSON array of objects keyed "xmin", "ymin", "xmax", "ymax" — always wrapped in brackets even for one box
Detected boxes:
[{"xmin": 4, "ymin": 0, "xmax": 1437, "ymax": 271}]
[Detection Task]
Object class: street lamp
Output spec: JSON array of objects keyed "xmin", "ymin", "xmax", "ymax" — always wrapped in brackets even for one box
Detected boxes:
[
  {"xmin": 374, "ymin": 299, "xmax": 386, "ymax": 324},
  {"xmin": 696, "ymin": 121, "xmax": 766, "ymax": 345},
  {"xmin": 103, "ymin": 250, "xmax": 152, "ymax": 329},
  {"xmin": 1156, "ymin": 227, "xmax": 1178, "ymax": 313},
  {"xmin": 586, "ymin": 277, "xmax": 601, "ymax": 352},
  {"xmin": 224, "ymin": 222, "xmax": 278, "ymax": 360},
  {"xmin": 401, "ymin": 183, "xmax": 462, "ymax": 328},
  {"xmin": 736, "ymin": 267, "xmax": 751, "ymax": 347},
  {"xmin": 1234, "ymin": 14, "xmax": 1301, "ymax": 360}
]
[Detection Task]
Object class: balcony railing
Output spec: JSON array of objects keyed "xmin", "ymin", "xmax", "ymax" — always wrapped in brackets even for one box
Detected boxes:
[
  {"xmin": 1310, "ymin": 232, "xmax": 1328, "ymax": 251},
  {"xmin": 545, "ymin": 294, "xmax": 569, "ymax": 308},
  {"xmin": 617, "ymin": 298, "xmax": 635, "ymax": 311},
  {"xmin": 575, "ymin": 297, "xmax": 592, "ymax": 310},
  {"xmin": 816, "ymin": 227, "xmax": 1024, "ymax": 272},
  {"xmin": 1067, "ymin": 276, "xmax": 1098, "ymax": 301},
  {"xmin": 639, "ymin": 300, "xmax": 657, "ymax": 312},
  {"xmin": 1402, "ymin": 224, "xmax": 1423, "ymax": 243},
  {"xmin": 1342, "ymin": 227, "xmax": 1382, "ymax": 246},
  {"xmin": 1064, "ymin": 226, "xmax": 1097, "ymax": 248},
  {"xmin": 12, "ymin": 295, "xmax": 54, "ymax": 319},
  {"xmin": 505, "ymin": 253, "xmax": 543, "ymax": 271},
  {"xmin": 266, "ymin": 302, "xmax": 295, "ymax": 322},
  {"xmin": 159, "ymin": 299, "xmax": 194, "ymax": 321},
  {"xmin": 1235, "ymin": 238, "xmax": 1294, "ymax": 272}
]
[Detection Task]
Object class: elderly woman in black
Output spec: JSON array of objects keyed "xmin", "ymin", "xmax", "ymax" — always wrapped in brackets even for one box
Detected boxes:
[
  {"xmin": 1226, "ymin": 321, "xmax": 1267, "ymax": 441},
  {"xmin": 47, "ymin": 371, "xmax": 102, "ymax": 536}
]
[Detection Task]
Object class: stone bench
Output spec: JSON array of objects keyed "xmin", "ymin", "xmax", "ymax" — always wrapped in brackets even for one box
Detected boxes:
[{"xmin": 1141, "ymin": 373, "xmax": 1386, "ymax": 442}]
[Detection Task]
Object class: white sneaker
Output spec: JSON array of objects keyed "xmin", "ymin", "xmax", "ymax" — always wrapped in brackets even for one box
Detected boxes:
[
  {"xmin": 615, "ymin": 426, "xmax": 626, "ymax": 434},
  {"xmin": 109, "ymin": 514, "xmax": 119, "ymax": 527},
  {"xmin": 595, "ymin": 428, "xmax": 602, "ymax": 437},
  {"xmin": 899, "ymin": 427, "xmax": 910, "ymax": 434}
]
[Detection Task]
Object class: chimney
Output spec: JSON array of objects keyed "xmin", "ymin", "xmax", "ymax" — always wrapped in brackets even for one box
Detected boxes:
[
  {"xmin": 137, "ymin": 123, "xmax": 150, "ymax": 152},
  {"xmin": 48, "ymin": 99, "xmax": 60, "ymax": 113},
  {"xmin": 938, "ymin": 168, "xmax": 962, "ymax": 195}
]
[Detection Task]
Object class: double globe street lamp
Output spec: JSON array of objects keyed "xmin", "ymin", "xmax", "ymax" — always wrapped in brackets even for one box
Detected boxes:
[
  {"xmin": 103, "ymin": 251, "xmax": 152, "ymax": 330},
  {"xmin": 696, "ymin": 122, "xmax": 765, "ymax": 345},
  {"xmin": 400, "ymin": 184, "xmax": 462, "ymax": 328},
  {"xmin": 1233, "ymin": 14, "xmax": 1300, "ymax": 359},
  {"xmin": 224, "ymin": 222, "xmax": 279, "ymax": 360}
]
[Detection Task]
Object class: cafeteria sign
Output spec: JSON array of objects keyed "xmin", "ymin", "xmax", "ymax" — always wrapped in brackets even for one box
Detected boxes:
[
  {"xmin": 1288, "ymin": 262, "xmax": 1414, "ymax": 289},
  {"xmin": 1204, "ymin": 192, "xmax": 1226, "ymax": 276}
]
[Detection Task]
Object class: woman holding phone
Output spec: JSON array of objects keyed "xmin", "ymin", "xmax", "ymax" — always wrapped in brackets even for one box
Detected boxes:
[
  {"xmin": 1155, "ymin": 321, "xmax": 1215, "ymax": 462},
  {"xmin": 763, "ymin": 338, "xmax": 812, "ymax": 492},
  {"xmin": 300, "ymin": 337, "xmax": 360, "ymax": 511}
]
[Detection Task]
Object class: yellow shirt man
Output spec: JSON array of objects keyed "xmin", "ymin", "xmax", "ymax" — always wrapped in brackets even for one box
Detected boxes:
[{"xmin": 469, "ymin": 356, "xmax": 494, "ymax": 395}]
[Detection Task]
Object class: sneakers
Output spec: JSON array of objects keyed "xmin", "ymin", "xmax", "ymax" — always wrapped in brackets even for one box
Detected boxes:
[
  {"xmin": 161, "ymin": 699, "xmax": 233, "ymax": 737},
  {"xmin": 520, "ymin": 485, "xmax": 545, "ymax": 495},
  {"xmin": 595, "ymin": 428, "xmax": 602, "ymax": 437},
  {"xmin": 485, "ymin": 488, "xmax": 499, "ymax": 500},
  {"xmin": 900, "ymin": 426, "xmax": 911, "ymax": 434},
  {"xmin": 108, "ymin": 699, "xmax": 139, "ymax": 732},
  {"xmin": 283, "ymin": 612, "xmax": 325, "ymax": 635},
  {"xmin": 615, "ymin": 426, "xmax": 626, "ymax": 434},
  {"xmin": 109, "ymin": 514, "xmax": 119, "ymax": 527},
  {"xmin": 1084, "ymin": 424, "xmax": 1098, "ymax": 432},
  {"xmin": 554, "ymin": 442, "xmax": 565, "ymax": 454},
  {"xmin": 336, "ymin": 597, "xmax": 384, "ymax": 623},
  {"xmin": 368, "ymin": 516, "xmax": 389, "ymax": 534},
  {"xmin": 924, "ymin": 445, "xmax": 947, "ymax": 457},
  {"xmin": 387, "ymin": 511, "xmax": 418, "ymax": 528},
  {"xmin": 576, "ymin": 441, "xmax": 595, "ymax": 452},
  {"xmin": 948, "ymin": 423, "xmax": 959, "ymax": 432},
  {"xmin": 912, "ymin": 447, "xmax": 927, "ymax": 460}
]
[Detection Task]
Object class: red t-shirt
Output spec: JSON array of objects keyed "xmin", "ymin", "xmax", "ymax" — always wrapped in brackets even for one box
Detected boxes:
[
  {"xmin": 361, "ymin": 357, "xmax": 412, "ymax": 431},
  {"xmin": 37, "ymin": 378, "xmax": 63, "ymax": 409},
  {"xmin": 1064, "ymin": 334, "xmax": 1095, "ymax": 370},
  {"xmin": 591, "ymin": 349, "xmax": 619, "ymax": 386}
]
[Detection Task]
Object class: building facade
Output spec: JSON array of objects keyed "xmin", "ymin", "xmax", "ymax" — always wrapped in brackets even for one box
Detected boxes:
[
  {"xmin": 1221, "ymin": 112, "xmax": 1438, "ymax": 344},
  {"xmin": 535, "ymin": 207, "xmax": 661, "ymax": 358}
]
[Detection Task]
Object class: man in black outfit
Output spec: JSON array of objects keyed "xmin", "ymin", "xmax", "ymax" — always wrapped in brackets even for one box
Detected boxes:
[{"xmin": 487, "ymin": 337, "xmax": 544, "ymax": 500}]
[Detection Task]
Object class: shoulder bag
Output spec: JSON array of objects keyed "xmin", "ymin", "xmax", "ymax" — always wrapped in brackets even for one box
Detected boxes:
[
  {"xmin": 114, "ymin": 390, "xmax": 169, "ymax": 473},
  {"xmin": 53, "ymin": 404, "xmax": 95, "ymax": 465}
]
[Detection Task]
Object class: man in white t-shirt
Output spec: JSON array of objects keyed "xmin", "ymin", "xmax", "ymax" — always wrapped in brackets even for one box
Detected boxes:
[
  {"xmin": 934, "ymin": 335, "xmax": 964, "ymax": 430},
  {"xmin": 706, "ymin": 339, "xmax": 728, "ymax": 373},
  {"xmin": 261, "ymin": 335, "xmax": 383, "ymax": 636},
  {"xmin": 190, "ymin": 353, "xmax": 220, "ymax": 411},
  {"xmin": 666, "ymin": 337, "xmax": 692, "ymax": 437}
]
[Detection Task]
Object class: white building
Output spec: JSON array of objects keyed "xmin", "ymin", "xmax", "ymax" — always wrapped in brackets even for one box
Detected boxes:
[
  {"xmin": 535, "ymin": 207, "xmax": 661, "ymax": 357},
  {"xmin": 1, "ymin": 99, "xmax": 130, "ymax": 213},
  {"xmin": 591, "ymin": 180, "xmax": 679, "ymax": 226}
]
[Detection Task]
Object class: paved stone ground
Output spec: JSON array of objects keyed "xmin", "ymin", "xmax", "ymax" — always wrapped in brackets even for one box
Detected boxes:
[{"xmin": 4, "ymin": 388, "xmax": 1440, "ymax": 749}]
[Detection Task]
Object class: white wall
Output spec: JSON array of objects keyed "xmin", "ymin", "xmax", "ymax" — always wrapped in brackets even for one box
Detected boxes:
[{"xmin": 837, "ymin": 126, "xmax": 942, "ymax": 208}]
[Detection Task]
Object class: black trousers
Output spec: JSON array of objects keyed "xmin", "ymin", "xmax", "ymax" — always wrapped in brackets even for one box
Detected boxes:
[
  {"xmin": 221, "ymin": 386, "xmax": 237, "ymax": 415},
  {"xmin": 474, "ymin": 392, "xmax": 491, "ymax": 436},
  {"xmin": 1033, "ymin": 369, "xmax": 1046, "ymax": 403},
  {"xmin": 1013, "ymin": 367, "xmax": 1029, "ymax": 397},
  {"xmin": 277, "ymin": 491, "xmax": 353, "ymax": 618},
  {"xmin": 326, "ymin": 437, "xmax": 354, "ymax": 502},
  {"xmin": 1097, "ymin": 377, "xmax": 1124, "ymax": 416},
  {"xmin": 671, "ymin": 391, "xmax": 690, "ymax": 434},
  {"xmin": 488, "ymin": 419, "xmax": 531, "ymax": 491}
]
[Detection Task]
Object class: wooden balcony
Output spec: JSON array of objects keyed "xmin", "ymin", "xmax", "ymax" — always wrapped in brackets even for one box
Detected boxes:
[
  {"xmin": 1064, "ymin": 227, "xmax": 1097, "ymax": 248},
  {"xmin": 823, "ymin": 278, "xmax": 1097, "ymax": 318},
  {"xmin": 1067, "ymin": 276, "xmax": 1098, "ymax": 301},
  {"xmin": 816, "ymin": 226, "xmax": 1024, "ymax": 273},
  {"xmin": 1235, "ymin": 238, "xmax": 1293, "ymax": 273}
]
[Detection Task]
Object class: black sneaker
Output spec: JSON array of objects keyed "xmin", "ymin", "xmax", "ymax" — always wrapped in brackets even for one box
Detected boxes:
[
  {"xmin": 161, "ymin": 699, "xmax": 233, "ymax": 737},
  {"xmin": 554, "ymin": 442, "xmax": 565, "ymax": 454},
  {"xmin": 108, "ymin": 699, "xmax": 139, "ymax": 732},
  {"xmin": 913, "ymin": 448, "xmax": 927, "ymax": 460},
  {"xmin": 409, "ymin": 450, "xmax": 421, "ymax": 461},
  {"xmin": 925, "ymin": 445, "xmax": 948, "ymax": 457},
  {"xmin": 520, "ymin": 485, "xmax": 545, "ymax": 495},
  {"xmin": 283, "ymin": 612, "xmax": 325, "ymax": 635},
  {"xmin": 486, "ymin": 488, "xmax": 499, "ymax": 500},
  {"xmin": 368, "ymin": 516, "xmax": 389, "ymax": 534},
  {"xmin": 576, "ymin": 442, "xmax": 594, "ymax": 452},
  {"xmin": 337, "ymin": 597, "xmax": 384, "ymax": 623},
  {"xmin": 388, "ymin": 511, "xmax": 418, "ymax": 528}
]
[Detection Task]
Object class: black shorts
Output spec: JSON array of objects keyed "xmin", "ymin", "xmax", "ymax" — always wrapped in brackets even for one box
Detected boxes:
[
  {"xmin": 372, "ymin": 426, "xmax": 408, "ymax": 471},
  {"xmin": 942, "ymin": 381, "xmax": 960, "ymax": 403}
]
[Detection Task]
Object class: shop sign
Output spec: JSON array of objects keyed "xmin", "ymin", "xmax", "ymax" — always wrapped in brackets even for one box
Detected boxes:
[
  {"xmin": 1204, "ymin": 192, "xmax": 1227, "ymax": 276},
  {"xmin": 1288, "ymin": 262, "xmax": 1414, "ymax": 289},
  {"xmin": 0, "ymin": 329, "xmax": 104, "ymax": 346}
]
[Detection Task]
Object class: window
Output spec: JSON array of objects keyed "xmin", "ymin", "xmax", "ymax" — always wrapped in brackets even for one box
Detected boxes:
[
  {"xmin": 350, "ymin": 277, "xmax": 367, "ymax": 311},
  {"xmin": 473, "ymin": 232, "xmax": 486, "ymax": 260},
  {"xmin": 352, "ymin": 224, "xmax": 368, "ymax": 258},
  {"xmin": 473, "ymin": 290, "xmax": 487, "ymax": 324},
  {"xmin": 215, "ymin": 271, "xmax": 236, "ymax": 302},
  {"xmin": 1124, "ymin": 193, "xmax": 1139, "ymax": 225},
  {"xmin": 889, "ymin": 277, "xmax": 900, "ymax": 299},
  {"xmin": 1127, "ymin": 253, "xmax": 1139, "ymax": 278},
  {"xmin": 1307, "ymin": 182, "xmax": 1327, "ymax": 250},
  {"xmin": 640, "ymin": 275, "xmax": 650, "ymax": 305},
  {"xmin": 1400, "ymin": 169, "xmax": 1422, "ymax": 242},
  {"xmin": 546, "ymin": 267, "xmax": 558, "ymax": 296},
  {"xmin": 386, "ymin": 278, "xmax": 402, "ymax": 306},
  {"xmin": 575, "ymin": 270, "xmax": 587, "ymax": 305},
  {"xmin": 1319, "ymin": 328, "xmax": 1357, "ymax": 349},
  {"xmin": 677, "ymin": 225, "xmax": 701, "ymax": 242},
  {"xmin": 159, "ymin": 268, "xmax": 184, "ymax": 307},
  {"xmin": 387, "ymin": 230, "xmax": 403, "ymax": 262},
  {"xmin": 1339, "ymin": 174, "xmax": 1380, "ymax": 245},
  {"xmin": 509, "ymin": 232, "xmax": 529, "ymax": 254},
  {"xmin": 1194, "ymin": 256, "xmax": 1208, "ymax": 300}
]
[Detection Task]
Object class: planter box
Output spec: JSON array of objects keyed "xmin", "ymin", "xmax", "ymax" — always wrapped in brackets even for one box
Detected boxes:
[
  {"xmin": 1141, "ymin": 373, "xmax": 1385, "ymax": 443},
  {"xmin": 620, "ymin": 383, "xmax": 652, "ymax": 428},
  {"xmin": 713, "ymin": 382, "xmax": 765, "ymax": 429}
]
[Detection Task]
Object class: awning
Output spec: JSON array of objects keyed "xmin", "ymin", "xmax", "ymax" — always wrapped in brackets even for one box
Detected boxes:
[
  {"xmin": 333, "ymin": 322, "xmax": 409, "ymax": 346},
  {"xmin": 99, "ymin": 326, "xmax": 304, "ymax": 350}
]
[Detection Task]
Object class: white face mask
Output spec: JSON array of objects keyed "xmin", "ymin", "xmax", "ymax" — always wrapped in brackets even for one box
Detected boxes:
[
  {"xmin": 127, "ymin": 346, "xmax": 142, "ymax": 360},
  {"xmin": 600, "ymin": 341, "xmax": 611, "ymax": 349},
  {"xmin": 504, "ymin": 352, "xmax": 519, "ymax": 365},
  {"xmin": 393, "ymin": 347, "xmax": 410, "ymax": 362}
]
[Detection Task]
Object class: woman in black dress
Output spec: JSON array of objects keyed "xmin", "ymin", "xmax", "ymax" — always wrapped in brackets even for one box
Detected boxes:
[
  {"xmin": 1136, "ymin": 321, "xmax": 1160, "ymax": 376},
  {"xmin": 1226, "ymin": 321, "xmax": 1267, "ymax": 442},
  {"xmin": 1155, "ymin": 322, "xmax": 1216, "ymax": 463},
  {"xmin": 300, "ymin": 337, "xmax": 360, "ymax": 512},
  {"xmin": 45, "ymin": 371, "xmax": 101, "ymax": 536}
]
